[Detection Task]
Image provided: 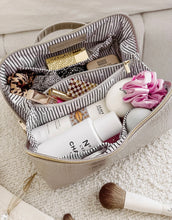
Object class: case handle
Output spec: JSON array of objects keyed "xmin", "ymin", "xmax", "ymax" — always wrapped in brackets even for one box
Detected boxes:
[{"xmin": 35, "ymin": 21, "xmax": 85, "ymax": 43}]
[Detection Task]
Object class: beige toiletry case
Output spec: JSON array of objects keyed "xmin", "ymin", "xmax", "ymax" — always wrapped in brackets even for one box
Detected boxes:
[{"xmin": 0, "ymin": 14, "xmax": 172, "ymax": 189}]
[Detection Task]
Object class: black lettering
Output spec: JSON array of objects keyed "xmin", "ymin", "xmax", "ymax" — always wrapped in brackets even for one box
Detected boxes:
[
  {"xmin": 97, "ymin": 59, "xmax": 107, "ymax": 66},
  {"xmin": 69, "ymin": 141, "xmax": 78, "ymax": 153},
  {"xmin": 82, "ymin": 140, "xmax": 90, "ymax": 147},
  {"xmin": 97, "ymin": 105, "xmax": 104, "ymax": 114}
]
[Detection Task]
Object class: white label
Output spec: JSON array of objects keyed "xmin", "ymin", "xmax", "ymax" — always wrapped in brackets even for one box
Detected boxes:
[
  {"xmin": 87, "ymin": 99, "xmax": 109, "ymax": 120},
  {"xmin": 31, "ymin": 99, "xmax": 109, "ymax": 144},
  {"xmin": 37, "ymin": 118, "xmax": 102, "ymax": 158},
  {"xmin": 31, "ymin": 115, "xmax": 71, "ymax": 144}
]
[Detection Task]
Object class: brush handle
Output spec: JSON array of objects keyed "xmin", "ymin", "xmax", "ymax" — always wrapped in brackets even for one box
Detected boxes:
[{"xmin": 124, "ymin": 192, "xmax": 172, "ymax": 217}]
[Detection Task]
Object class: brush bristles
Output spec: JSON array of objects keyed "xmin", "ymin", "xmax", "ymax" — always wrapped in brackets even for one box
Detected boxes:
[
  {"xmin": 63, "ymin": 213, "xmax": 74, "ymax": 220},
  {"xmin": 99, "ymin": 182, "xmax": 126, "ymax": 209}
]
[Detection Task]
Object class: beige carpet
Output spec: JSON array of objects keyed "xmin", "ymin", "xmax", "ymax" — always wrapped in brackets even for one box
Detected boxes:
[{"xmin": 0, "ymin": 91, "xmax": 172, "ymax": 220}]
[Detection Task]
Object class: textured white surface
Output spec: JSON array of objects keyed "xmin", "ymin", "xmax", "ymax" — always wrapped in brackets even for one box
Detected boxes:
[
  {"xmin": 0, "ymin": 91, "xmax": 172, "ymax": 220},
  {"xmin": 0, "ymin": 186, "xmax": 54, "ymax": 220}
]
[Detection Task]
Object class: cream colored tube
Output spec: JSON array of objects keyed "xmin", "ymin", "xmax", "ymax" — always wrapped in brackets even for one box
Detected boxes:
[
  {"xmin": 125, "ymin": 192, "xmax": 172, "ymax": 217},
  {"xmin": 31, "ymin": 99, "xmax": 109, "ymax": 144},
  {"xmin": 37, "ymin": 112, "xmax": 122, "ymax": 158}
]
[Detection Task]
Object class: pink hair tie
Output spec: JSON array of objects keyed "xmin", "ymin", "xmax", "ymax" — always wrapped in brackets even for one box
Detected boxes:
[{"xmin": 122, "ymin": 71, "xmax": 168, "ymax": 109}]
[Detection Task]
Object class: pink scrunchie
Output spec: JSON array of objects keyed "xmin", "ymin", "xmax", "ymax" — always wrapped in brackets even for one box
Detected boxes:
[{"xmin": 122, "ymin": 71, "xmax": 168, "ymax": 109}]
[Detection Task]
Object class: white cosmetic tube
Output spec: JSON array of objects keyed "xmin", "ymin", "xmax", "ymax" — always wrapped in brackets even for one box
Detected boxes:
[
  {"xmin": 37, "ymin": 112, "xmax": 122, "ymax": 158},
  {"xmin": 31, "ymin": 99, "xmax": 109, "ymax": 144}
]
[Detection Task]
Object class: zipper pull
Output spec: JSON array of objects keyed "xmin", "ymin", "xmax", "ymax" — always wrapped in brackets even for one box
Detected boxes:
[
  {"xmin": 18, "ymin": 120, "xmax": 27, "ymax": 133},
  {"xmin": 123, "ymin": 60, "xmax": 130, "ymax": 74}
]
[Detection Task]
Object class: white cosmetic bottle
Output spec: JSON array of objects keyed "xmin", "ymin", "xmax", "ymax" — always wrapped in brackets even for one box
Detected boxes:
[
  {"xmin": 37, "ymin": 111, "xmax": 122, "ymax": 158},
  {"xmin": 31, "ymin": 99, "xmax": 109, "ymax": 144}
]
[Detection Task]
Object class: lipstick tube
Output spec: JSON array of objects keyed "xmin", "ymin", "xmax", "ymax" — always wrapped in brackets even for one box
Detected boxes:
[{"xmin": 48, "ymin": 88, "xmax": 72, "ymax": 101}]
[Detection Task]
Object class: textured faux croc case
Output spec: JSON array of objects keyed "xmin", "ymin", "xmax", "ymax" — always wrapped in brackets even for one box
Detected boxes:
[{"xmin": 0, "ymin": 14, "xmax": 172, "ymax": 188}]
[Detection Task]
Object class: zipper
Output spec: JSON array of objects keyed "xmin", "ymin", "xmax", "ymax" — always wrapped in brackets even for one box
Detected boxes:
[
  {"xmin": 123, "ymin": 60, "xmax": 131, "ymax": 74},
  {"xmin": 26, "ymin": 86, "xmax": 172, "ymax": 163},
  {"xmin": 34, "ymin": 60, "xmax": 130, "ymax": 108},
  {"xmin": 0, "ymin": 13, "xmax": 137, "ymax": 111},
  {"xmin": 0, "ymin": 13, "xmax": 170, "ymax": 162},
  {"xmin": 47, "ymin": 13, "xmax": 139, "ymax": 53},
  {"xmin": 0, "ymin": 13, "xmax": 139, "ymax": 69},
  {"xmin": 18, "ymin": 120, "xmax": 27, "ymax": 133}
]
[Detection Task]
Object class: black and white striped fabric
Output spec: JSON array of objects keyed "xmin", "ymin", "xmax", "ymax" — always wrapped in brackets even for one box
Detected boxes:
[
  {"xmin": 0, "ymin": 14, "xmax": 150, "ymax": 156},
  {"xmin": 61, "ymin": 112, "xmax": 128, "ymax": 160}
]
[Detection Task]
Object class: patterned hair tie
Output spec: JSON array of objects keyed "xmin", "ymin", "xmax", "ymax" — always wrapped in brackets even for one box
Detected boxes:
[
  {"xmin": 8, "ymin": 72, "xmax": 36, "ymax": 97},
  {"xmin": 66, "ymin": 78, "xmax": 97, "ymax": 98},
  {"xmin": 57, "ymin": 65, "xmax": 87, "ymax": 78}
]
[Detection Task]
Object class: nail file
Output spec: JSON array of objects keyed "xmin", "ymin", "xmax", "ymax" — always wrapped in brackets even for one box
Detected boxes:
[
  {"xmin": 87, "ymin": 55, "xmax": 120, "ymax": 70},
  {"xmin": 46, "ymin": 48, "xmax": 88, "ymax": 70}
]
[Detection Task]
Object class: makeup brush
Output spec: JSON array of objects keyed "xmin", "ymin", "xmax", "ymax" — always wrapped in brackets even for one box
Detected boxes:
[
  {"xmin": 99, "ymin": 183, "xmax": 172, "ymax": 217},
  {"xmin": 63, "ymin": 213, "xmax": 74, "ymax": 220}
]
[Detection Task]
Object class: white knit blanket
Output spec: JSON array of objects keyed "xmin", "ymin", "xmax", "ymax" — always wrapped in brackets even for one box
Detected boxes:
[{"xmin": 0, "ymin": 92, "xmax": 172, "ymax": 220}]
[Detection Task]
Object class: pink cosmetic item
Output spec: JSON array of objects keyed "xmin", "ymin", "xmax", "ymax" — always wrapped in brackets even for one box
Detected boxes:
[
  {"xmin": 122, "ymin": 71, "xmax": 168, "ymax": 109},
  {"xmin": 57, "ymin": 98, "xmax": 64, "ymax": 103}
]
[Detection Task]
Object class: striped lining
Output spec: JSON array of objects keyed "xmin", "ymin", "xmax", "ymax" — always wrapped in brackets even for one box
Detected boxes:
[
  {"xmin": 0, "ymin": 14, "xmax": 138, "ymax": 121},
  {"xmin": 61, "ymin": 112, "xmax": 128, "ymax": 160},
  {"xmin": 27, "ymin": 59, "xmax": 149, "ymax": 129},
  {"xmin": 27, "ymin": 58, "xmax": 149, "ymax": 150},
  {"xmin": 0, "ymin": 14, "xmax": 150, "ymax": 157}
]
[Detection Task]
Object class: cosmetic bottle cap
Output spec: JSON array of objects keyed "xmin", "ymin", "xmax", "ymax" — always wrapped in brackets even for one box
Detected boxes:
[{"xmin": 93, "ymin": 112, "xmax": 122, "ymax": 141}]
